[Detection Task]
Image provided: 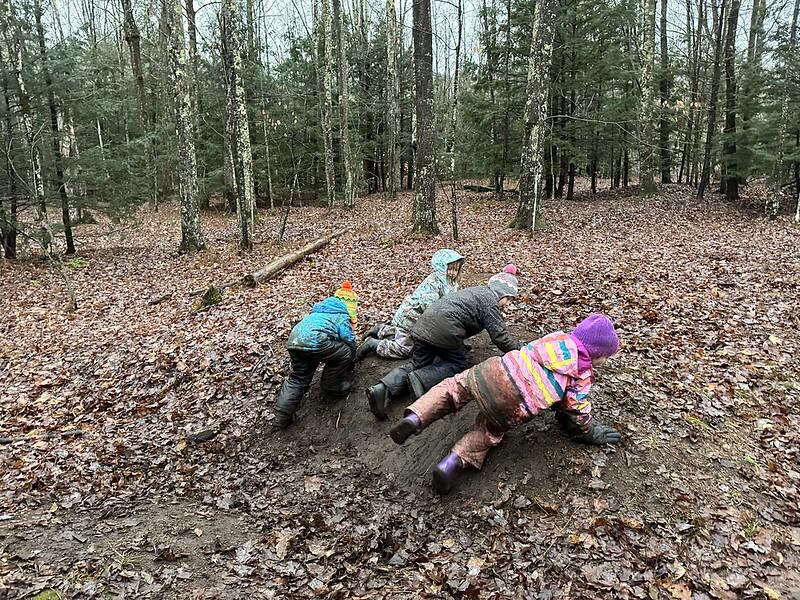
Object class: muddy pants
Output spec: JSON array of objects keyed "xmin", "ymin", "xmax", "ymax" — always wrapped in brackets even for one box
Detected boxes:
[
  {"xmin": 375, "ymin": 324, "xmax": 414, "ymax": 360},
  {"xmin": 274, "ymin": 341, "xmax": 355, "ymax": 421},
  {"xmin": 404, "ymin": 371, "xmax": 506, "ymax": 469},
  {"xmin": 381, "ymin": 339, "xmax": 468, "ymax": 399}
]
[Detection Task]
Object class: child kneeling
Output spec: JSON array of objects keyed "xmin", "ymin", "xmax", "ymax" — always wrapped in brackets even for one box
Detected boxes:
[
  {"xmin": 389, "ymin": 314, "xmax": 622, "ymax": 493},
  {"xmin": 272, "ymin": 282, "xmax": 358, "ymax": 429}
]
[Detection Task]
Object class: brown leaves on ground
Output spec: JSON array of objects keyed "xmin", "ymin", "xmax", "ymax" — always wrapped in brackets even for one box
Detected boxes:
[{"xmin": 1, "ymin": 182, "xmax": 799, "ymax": 599}]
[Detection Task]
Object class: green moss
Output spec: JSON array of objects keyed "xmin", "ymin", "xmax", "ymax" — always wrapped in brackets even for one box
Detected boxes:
[{"xmin": 31, "ymin": 590, "xmax": 61, "ymax": 600}]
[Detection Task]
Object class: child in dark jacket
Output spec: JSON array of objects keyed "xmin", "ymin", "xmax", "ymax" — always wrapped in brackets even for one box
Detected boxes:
[
  {"xmin": 272, "ymin": 282, "xmax": 358, "ymax": 429},
  {"xmin": 366, "ymin": 271, "xmax": 520, "ymax": 420},
  {"xmin": 389, "ymin": 314, "xmax": 622, "ymax": 494}
]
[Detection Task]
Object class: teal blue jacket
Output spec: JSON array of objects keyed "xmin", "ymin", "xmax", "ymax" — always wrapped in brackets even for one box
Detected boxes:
[{"xmin": 288, "ymin": 297, "xmax": 355, "ymax": 351}]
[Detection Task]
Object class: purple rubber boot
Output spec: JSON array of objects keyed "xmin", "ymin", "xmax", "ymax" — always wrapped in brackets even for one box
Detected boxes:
[
  {"xmin": 432, "ymin": 452, "xmax": 462, "ymax": 494},
  {"xmin": 390, "ymin": 412, "xmax": 421, "ymax": 445}
]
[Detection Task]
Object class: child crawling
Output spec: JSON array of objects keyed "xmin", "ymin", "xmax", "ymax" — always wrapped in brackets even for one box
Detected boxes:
[{"xmin": 389, "ymin": 314, "xmax": 622, "ymax": 494}]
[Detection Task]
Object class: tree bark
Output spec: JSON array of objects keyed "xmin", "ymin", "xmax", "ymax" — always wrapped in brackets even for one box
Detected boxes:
[
  {"xmin": 722, "ymin": 0, "xmax": 740, "ymax": 201},
  {"xmin": 34, "ymin": 0, "xmax": 74, "ymax": 254},
  {"xmin": 164, "ymin": 0, "xmax": 205, "ymax": 252},
  {"xmin": 121, "ymin": 0, "xmax": 158, "ymax": 209},
  {"xmin": 316, "ymin": 0, "xmax": 336, "ymax": 207},
  {"xmin": 1, "ymin": 0, "xmax": 49, "ymax": 247},
  {"xmin": 447, "ymin": 0, "xmax": 463, "ymax": 240},
  {"xmin": 1, "ymin": 64, "xmax": 17, "ymax": 258},
  {"xmin": 386, "ymin": 0, "xmax": 401, "ymax": 198},
  {"xmin": 638, "ymin": 0, "xmax": 659, "ymax": 194},
  {"xmin": 332, "ymin": 0, "xmax": 355, "ymax": 207},
  {"xmin": 411, "ymin": 0, "xmax": 438, "ymax": 233},
  {"xmin": 221, "ymin": 0, "xmax": 256, "ymax": 250},
  {"xmin": 697, "ymin": 0, "xmax": 726, "ymax": 199},
  {"xmin": 659, "ymin": 0, "xmax": 671, "ymax": 183},
  {"xmin": 513, "ymin": 0, "xmax": 556, "ymax": 230},
  {"xmin": 500, "ymin": 0, "xmax": 512, "ymax": 197}
]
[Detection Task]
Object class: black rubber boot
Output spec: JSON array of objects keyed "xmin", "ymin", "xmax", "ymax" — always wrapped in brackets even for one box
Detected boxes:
[
  {"xmin": 272, "ymin": 411, "xmax": 294, "ymax": 430},
  {"xmin": 367, "ymin": 383, "xmax": 389, "ymax": 420},
  {"xmin": 356, "ymin": 338, "xmax": 380, "ymax": 361},
  {"xmin": 365, "ymin": 324, "xmax": 382, "ymax": 338},
  {"xmin": 390, "ymin": 414, "xmax": 421, "ymax": 445}
]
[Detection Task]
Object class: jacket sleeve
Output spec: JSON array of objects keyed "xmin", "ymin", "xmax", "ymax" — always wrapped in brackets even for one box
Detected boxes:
[
  {"xmin": 553, "ymin": 375, "xmax": 593, "ymax": 434},
  {"xmin": 483, "ymin": 304, "xmax": 520, "ymax": 353},
  {"xmin": 337, "ymin": 318, "xmax": 356, "ymax": 346}
]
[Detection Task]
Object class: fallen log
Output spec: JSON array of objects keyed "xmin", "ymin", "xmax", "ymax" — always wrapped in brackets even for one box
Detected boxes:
[
  {"xmin": 242, "ymin": 227, "xmax": 351, "ymax": 287},
  {"xmin": 188, "ymin": 227, "xmax": 351, "ymax": 297},
  {"xmin": 462, "ymin": 184, "xmax": 516, "ymax": 194}
]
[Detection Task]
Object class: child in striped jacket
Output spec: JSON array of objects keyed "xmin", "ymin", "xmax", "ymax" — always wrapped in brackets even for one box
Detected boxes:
[{"xmin": 389, "ymin": 314, "xmax": 622, "ymax": 494}]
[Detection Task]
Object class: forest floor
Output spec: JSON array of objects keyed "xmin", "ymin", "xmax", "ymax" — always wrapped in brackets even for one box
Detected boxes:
[{"xmin": 1, "ymin": 180, "xmax": 799, "ymax": 600}]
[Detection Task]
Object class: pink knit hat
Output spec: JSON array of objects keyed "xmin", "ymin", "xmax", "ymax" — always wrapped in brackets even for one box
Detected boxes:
[
  {"xmin": 503, "ymin": 264, "xmax": 517, "ymax": 275},
  {"xmin": 572, "ymin": 314, "xmax": 619, "ymax": 359}
]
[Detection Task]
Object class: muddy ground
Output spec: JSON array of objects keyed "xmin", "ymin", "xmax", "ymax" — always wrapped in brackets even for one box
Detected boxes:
[{"xmin": 1, "ymin": 183, "xmax": 799, "ymax": 599}]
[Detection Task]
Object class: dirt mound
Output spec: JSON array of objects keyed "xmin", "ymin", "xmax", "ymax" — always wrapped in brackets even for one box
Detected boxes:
[{"xmin": 278, "ymin": 332, "xmax": 606, "ymax": 501}]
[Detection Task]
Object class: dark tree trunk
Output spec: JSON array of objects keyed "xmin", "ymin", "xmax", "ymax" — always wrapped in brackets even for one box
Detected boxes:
[
  {"xmin": 698, "ymin": 0, "xmax": 726, "ymax": 199},
  {"xmin": 623, "ymin": 149, "xmax": 629, "ymax": 187},
  {"xmin": 659, "ymin": 0, "xmax": 672, "ymax": 183},
  {"xmin": 567, "ymin": 162, "xmax": 575, "ymax": 199},
  {"xmin": 722, "ymin": 0, "xmax": 740, "ymax": 201},
  {"xmin": 34, "ymin": 0, "xmax": 74, "ymax": 254},
  {"xmin": 411, "ymin": 0, "xmax": 437, "ymax": 232}
]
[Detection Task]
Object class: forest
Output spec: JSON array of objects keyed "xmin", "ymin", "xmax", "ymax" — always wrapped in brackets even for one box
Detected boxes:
[{"xmin": 1, "ymin": 0, "xmax": 799, "ymax": 597}]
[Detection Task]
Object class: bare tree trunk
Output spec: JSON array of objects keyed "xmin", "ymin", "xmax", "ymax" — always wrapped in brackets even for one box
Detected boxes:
[
  {"xmin": 659, "ymin": 0, "xmax": 671, "ymax": 183},
  {"xmin": 261, "ymin": 35, "xmax": 275, "ymax": 210},
  {"xmin": 639, "ymin": 0, "xmax": 659, "ymax": 194},
  {"xmin": 315, "ymin": 0, "xmax": 336, "ymax": 207},
  {"xmin": 1, "ymin": 0, "xmax": 49, "ymax": 248},
  {"xmin": 447, "ymin": 0, "xmax": 463, "ymax": 240},
  {"xmin": 499, "ymin": 0, "xmax": 512, "ymax": 196},
  {"xmin": 698, "ymin": 0, "xmax": 726, "ymax": 199},
  {"xmin": 513, "ymin": 0, "xmax": 556, "ymax": 230},
  {"xmin": 164, "ymin": 0, "xmax": 205, "ymax": 252},
  {"xmin": 1, "ymin": 65, "xmax": 17, "ymax": 258},
  {"xmin": 774, "ymin": 0, "xmax": 799, "ymax": 218},
  {"xmin": 34, "ymin": 0, "xmax": 74, "ymax": 254},
  {"xmin": 121, "ymin": 0, "xmax": 158, "ymax": 209},
  {"xmin": 386, "ymin": 0, "xmax": 400, "ymax": 198},
  {"xmin": 332, "ymin": 0, "xmax": 355, "ymax": 207},
  {"xmin": 221, "ymin": 0, "xmax": 255, "ymax": 250},
  {"xmin": 722, "ymin": 0, "xmax": 740, "ymax": 201},
  {"xmin": 411, "ymin": 0, "xmax": 438, "ymax": 233}
]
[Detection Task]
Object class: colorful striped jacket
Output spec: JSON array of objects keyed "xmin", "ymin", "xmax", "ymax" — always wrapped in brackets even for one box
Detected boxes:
[{"xmin": 493, "ymin": 332, "xmax": 594, "ymax": 432}]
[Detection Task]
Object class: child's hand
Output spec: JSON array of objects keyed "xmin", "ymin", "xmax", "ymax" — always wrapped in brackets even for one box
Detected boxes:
[{"xmin": 576, "ymin": 422, "xmax": 622, "ymax": 445}]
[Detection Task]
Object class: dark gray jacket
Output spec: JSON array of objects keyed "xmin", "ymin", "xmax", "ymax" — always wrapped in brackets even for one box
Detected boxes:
[{"xmin": 411, "ymin": 286, "xmax": 520, "ymax": 352}]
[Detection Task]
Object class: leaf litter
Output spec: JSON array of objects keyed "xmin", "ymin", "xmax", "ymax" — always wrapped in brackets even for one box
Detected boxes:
[{"xmin": 1, "ymin": 184, "xmax": 799, "ymax": 598}]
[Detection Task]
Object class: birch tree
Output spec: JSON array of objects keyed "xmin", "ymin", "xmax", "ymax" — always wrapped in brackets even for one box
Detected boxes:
[
  {"xmin": 331, "ymin": 0, "xmax": 355, "ymax": 207},
  {"xmin": 0, "ymin": 0, "xmax": 49, "ymax": 247},
  {"xmin": 638, "ymin": 0, "xmax": 658, "ymax": 194},
  {"xmin": 386, "ymin": 0, "xmax": 400, "ymax": 198},
  {"xmin": 221, "ymin": 0, "xmax": 256, "ymax": 250},
  {"xmin": 411, "ymin": 0, "xmax": 437, "ymax": 233},
  {"xmin": 659, "ymin": 0, "xmax": 671, "ymax": 183},
  {"xmin": 315, "ymin": 0, "xmax": 336, "ymax": 206},
  {"xmin": 163, "ymin": 0, "xmax": 205, "ymax": 252},
  {"xmin": 512, "ymin": 0, "xmax": 556, "ymax": 230}
]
